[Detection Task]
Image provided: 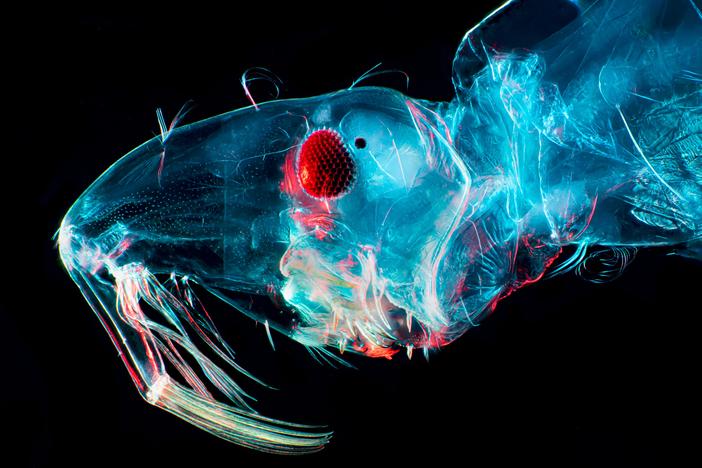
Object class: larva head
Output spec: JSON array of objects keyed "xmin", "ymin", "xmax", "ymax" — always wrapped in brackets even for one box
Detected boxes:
[{"xmin": 58, "ymin": 86, "xmax": 471, "ymax": 453}]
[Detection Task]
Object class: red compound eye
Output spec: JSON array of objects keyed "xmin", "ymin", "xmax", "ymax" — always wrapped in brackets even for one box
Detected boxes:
[{"xmin": 297, "ymin": 129, "xmax": 356, "ymax": 199}]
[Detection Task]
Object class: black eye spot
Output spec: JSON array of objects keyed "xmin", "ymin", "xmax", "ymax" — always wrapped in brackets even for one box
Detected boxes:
[{"xmin": 354, "ymin": 137, "xmax": 367, "ymax": 149}]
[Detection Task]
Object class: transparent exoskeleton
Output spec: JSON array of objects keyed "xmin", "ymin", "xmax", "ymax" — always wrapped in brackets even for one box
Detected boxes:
[{"xmin": 58, "ymin": 0, "xmax": 701, "ymax": 454}]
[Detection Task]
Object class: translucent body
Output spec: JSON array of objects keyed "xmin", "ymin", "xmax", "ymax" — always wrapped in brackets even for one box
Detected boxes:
[{"xmin": 58, "ymin": 0, "xmax": 701, "ymax": 454}]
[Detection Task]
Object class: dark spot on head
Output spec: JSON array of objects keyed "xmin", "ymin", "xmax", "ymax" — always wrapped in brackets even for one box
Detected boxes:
[{"xmin": 354, "ymin": 137, "xmax": 366, "ymax": 149}]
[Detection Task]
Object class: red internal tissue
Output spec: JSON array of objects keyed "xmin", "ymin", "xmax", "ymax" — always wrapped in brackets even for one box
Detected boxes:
[{"xmin": 297, "ymin": 129, "xmax": 356, "ymax": 199}]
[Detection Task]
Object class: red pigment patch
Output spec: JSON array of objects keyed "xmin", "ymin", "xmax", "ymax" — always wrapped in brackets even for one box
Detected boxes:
[{"xmin": 298, "ymin": 129, "xmax": 356, "ymax": 199}]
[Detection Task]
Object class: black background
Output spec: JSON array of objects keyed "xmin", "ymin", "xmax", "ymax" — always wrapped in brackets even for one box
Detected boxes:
[{"xmin": 4, "ymin": 2, "xmax": 699, "ymax": 466}]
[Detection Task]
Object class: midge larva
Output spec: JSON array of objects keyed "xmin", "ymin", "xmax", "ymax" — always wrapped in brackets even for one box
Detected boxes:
[{"xmin": 58, "ymin": 0, "xmax": 701, "ymax": 454}]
